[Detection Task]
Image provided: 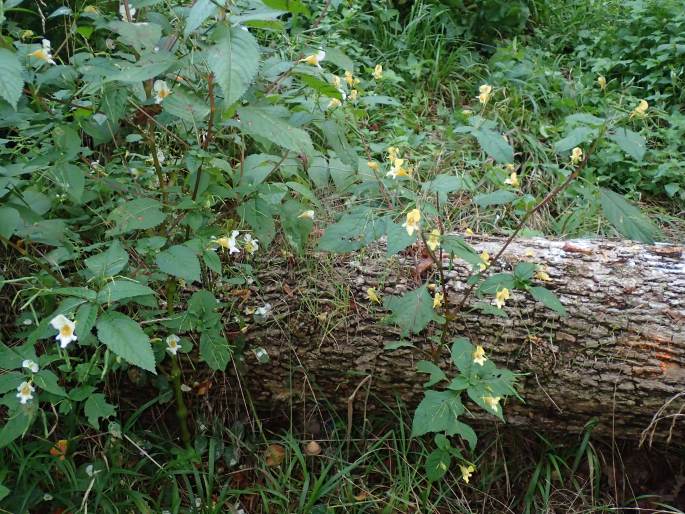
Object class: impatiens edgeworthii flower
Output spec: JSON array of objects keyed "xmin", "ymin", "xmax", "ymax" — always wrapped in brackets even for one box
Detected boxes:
[
  {"xmin": 482, "ymin": 395, "xmax": 501, "ymax": 413},
  {"xmin": 504, "ymin": 172, "xmax": 519, "ymax": 188},
  {"xmin": 387, "ymin": 146, "xmax": 400, "ymax": 163},
  {"xmin": 16, "ymin": 381, "xmax": 35, "ymax": 404},
  {"xmin": 597, "ymin": 75, "xmax": 606, "ymax": 91},
  {"xmin": 327, "ymin": 97, "xmax": 342, "ymax": 109},
  {"xmin": 255, "ymin": 303, "xmax": 272, "ymax": 317},
  {"xmin": 367, "ymin": 161, "xmax": 380, "ymax": 172},
  {"xmin": 367, "ymin": 287, "xmax": 381, "ymax": 304},
  {"xmin": 344, "ymin": 70, "xmax": 359, "ymax": 87},
  {"xmin": 373, "ymin": 64, "xmax": 383, "ymax": 80},
  {"xmin": 460, "ymin": 464, "xmax": 476, "ymax": 483},
  {"xmin": 478, "ymin": 84, "xmax": 492, "ymax": 104},
  {"xmin": 298, "ymin": 210, "xmax": 315, "ymax": 220},
  {"xmin": 402, "ymin": 208, "xmax": 421, "ymax": 236},
  {"xmin": 153, "ymin": 80, "xmax": 171, "ymax": 104},
  {"xmin": 243, "ymin": 234, "xmax": 259, "ymax": 255},
  {"xmin": 215, "ymin": 230, "xmax": 240, "ymax": 254},
  {"xmin": 494, "ymin": 288, "xmax": 510, "ymax": 309},
  {"xmin": 433, "ymin": 291, "xmax": 444, "ymax": 309},
  {"xmin": 570, "ymin": 146, "xmax": 583, "ymax": 165},
  {"xmin": 50, "ymin": 314, "xmax": 77, "ymax": 348},
  {"xmin": 331, "ymin": 75, "xmax": 342, "ymax": 88},
  {"xmin": 535, "ymin": 265, "xmax": 551, "ymax": 282},
  {"xmin": 465, "ymin": 227, "xmax": 474, "ymax": 236},
  {"xmin": 30, "ymin": 39, "xmax": 56, "ymax": 65},
  {"xmin": 22, "ymin": 359, "xmax": 39, "ymax": 373},
  {"xmin": 479, "ymin": 250, "xmax": 490, "ymax": 272},
  {"xmin": 300, "ymin": 50, "xmax": 325, "ymax": 67},
  {"xmin": 472, "ymin": 345, "xmax": 487, "ymax": 366},
  {"xmin": 630, "ymin": 99, "xmax": 649, "ymax": 118},
  {"xmin": 427, "ymin": 229, "xmax": 441, "ymax": 252},
  {"xmin": 349, "ymin": 89, "xmax": 358, "ymax": 102},
  {"xmin": 386, "ymin": 158, "xmax": 411, "ymax": 179},
  {"xmin": 166, "ymin": 334, "xmax": 180, "ymax": 355}
]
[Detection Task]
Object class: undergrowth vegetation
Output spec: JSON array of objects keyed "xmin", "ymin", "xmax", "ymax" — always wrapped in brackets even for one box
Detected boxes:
[{"xmin": 0, "ymin": 0, "xmax": 683, "ymax": 512}]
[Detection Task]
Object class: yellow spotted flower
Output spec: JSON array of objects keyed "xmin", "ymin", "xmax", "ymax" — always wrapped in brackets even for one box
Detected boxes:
[
  {"xmin": 433, "ymin": 291, "xmax": 444, "ymax": 309},
  {"xmin": 482, "ymin": 395, "xmax": 501, "ymax": 413},
  {"xmin": 494, "ymin": 288, "xmax": 510, "ymax": 309},
  {"xmin": 403, "ymin": 208, "xmax": 421, "ymax": 236},
  {"xmin": 597, "ymin": 75, "xmax": 606, "ymax": 91},
  {"xmin": 630, "ymin": 99, "xmax": 649, "ymax": 119},
  {"xmin": 570, "ymin": 146, "xmax": 583, "ymax": 165},
  {"xmin": 386, "ymin": 158, "xmax": 411, "ymax": 179},
  {"xmin": 16, "ymin": 381, "xmax": 35, "ymax": 404},
  {"xmin": 30, "ymin": 39, "xmax": 56, "ymax": 65},
  {"xmin": 349, "ymin": 89, "xmax": 358, "ymax": 102},
  {"xmin": 367, "ymin": 287, "xmax": 381, "ymax": 304},
  {"xmin": 535, "ymin": 265, "xmax": 551, "ymax": 282},
  {"xmin": 298, "ymin": 210, "xmax": 315, "ymax": 220},
  {"xmin": 166, "ymin": 334, "xmax": 180, "ymax": 355},
  {"xmin": 331, "ymin": 75, "xmax": 341, "ymax": 88},
  {"xmin": 504, "ymin": 172, "xmax": 519, "ymax": 188},
  {"xmin": 478, "ymin": 84, "xmax": 492, "ymax": 104},
  {"xmin": 300, "ymin": 50, "xmax": 325, "ymax": 67},
  {"xmin": 465, "ymin": 227, "xmax": 474, "ymax": 236},
  {"xmin": 327, "ymin": 97, "xmax": 342, "ymax": 109},
  {"xmin": 427, "ymin": 229, "xmax": 441, "ymax": 251},
  {"xmin": 243, "ymin": 233, "xmax": 259, "ymax": 255},
  {"xmin": 344, "ymin": 70, "xmax": 359, "ymax": 87},
  {"xmin": 460, "ymin": 464, "xmax": 476, "ymax": 483},
  {"xmin": 373, "ymin": 64, "xmax": 383, "ymax": 80},
  {"xmin": 367, "ymin": 161, "xmax": 380, "ymax": 172},
  {"xmin": 479, "ymin": 250, "xmax": 490, "ymax": 272},
  {"xmin": 472, "ymin": 345, "xmax": 487, "ymax": 366},
  {"xmin": 387, "ymin": 146, "xmax": 400, "ymax": 163}
]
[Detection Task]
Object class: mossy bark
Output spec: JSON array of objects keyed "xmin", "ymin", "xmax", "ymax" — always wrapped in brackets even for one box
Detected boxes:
[{"xmin": 233, "ymin": 236, "xmax": 685, "ymax": 445}]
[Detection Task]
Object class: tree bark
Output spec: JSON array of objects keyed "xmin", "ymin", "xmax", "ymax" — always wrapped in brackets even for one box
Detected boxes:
[{"xmin": 234, "ymin": 236, "xmax": 685, "ymax": 445}]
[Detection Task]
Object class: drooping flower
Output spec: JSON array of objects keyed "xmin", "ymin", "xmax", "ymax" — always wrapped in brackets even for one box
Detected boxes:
[
  {"xmin": 327, "ymin": 97, "xmax": 342, "ymax": 110},
  {"xmin": 349, "ymin": 89, "xmax": 358, "ymax": 102},
  {"xmin": 153, "ymin": 80, "xmax": 171, "ymax": 104},
  {"xmin": 367, "ymin": 161, "xmax": 380, "ymax": 172},
  {"xmin": 83, "ymin": 5, "xmax": 98, "ymax": 14},
  {"xmin": 373, "ymin": 64, "xmax": 383, "ymax": 80},
  {"xmin": 630, "ymin": 99, "xmax": 649, "ymax": 119},
  {"xmin": 30, "ymin": 39, "xmax": 56, "ymax": 65},
  {"xmin": 427, "ymin": 229, "xmax": 441, "ymax": 252},
  {"xmin": 298, "ymin": 210, "xmax": 315, "ymax": 220},
  {"xmin": 387, "ymin": 146, "xmax": 400, "ymax": 163},
  {"xmin": 479, "ymin": 250, "xmax": 490, "ymax": 272},
  {"xmin": 597, "ymin": 75, "xmax": 606, "ymax": 91},
  {"xmin": 50, "ymin": 439, "xmax": 68, "ymax": 460},
  {"xmin": 367, "ymin": 287, "xmax": 381, "ymax": 304},
  {"xmin": 482, "ymin": 395, "xmax": 501, "ymax": 413},
  {"xmin": 50, "ymin": 315, "xmax": 77, "ymax": 349},
  {"xmin": 243, "ymin": 234, "xmax": 259, "ymax": 255},
  {"xmin": 460, "ymin": 464, "xmax": 476, "ymax": 483},
  {"xmin": 465, "ymin": 227, "xmax": 474, "ymax": 236},
  {"xmin": 16, "ymin": 381, "xmax": 35, "ymax": 404},
  {"xmin": 402, "ymin": 208, "xmax": 421, "ymax": 236},
  {"xmin": 494, "ymin": 288, "xmax": 510, "ymax": 309},
  {"xmin": 344, "ymin": 70, "xmax": 356, "ymax": 87},
  {"xmin": 504, "ymin": 172, "xmax": 519, "ymax": 188},
  {"xmin": 215, "ymin": 230, "xmax": 240, "ymax": 254},
  {"xmin": 478, "ymin": 84, "xmax": 492, "ymax": 104},
  {"xmin": 472, "ymin": 345, "xmax": 487, "ymax": 366},
  {"xmin": 535, "ymin": 265, "xmax": 551, "ymax": 282},
  {"xmin": 300, "ymin": 50, "xmax": 325, "ymax": 67},
  {"xmin": 570, "ymin": 146, "xmax": 583, "ymax": 165},
  {"xmin": 433, "ymin": 291, "xmax": 444, "ymax": 309},
  {"xmin": 331, "ymin": 75, "xmax": 342, "ymax": 88},
  {"xmin": 22, "ymin": 360, "xmax": 39, "ymax": 373},
  {"xmin": 386, "ymin": 158, "xmax": 411, "ymax": 179},
  {"xmin": 166, "ymin": 334, "xmax": 180, "ymax": 355}
]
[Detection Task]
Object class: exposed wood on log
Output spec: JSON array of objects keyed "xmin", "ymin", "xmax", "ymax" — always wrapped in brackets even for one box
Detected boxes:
[{"xmin": 231, "ymin": 236, "xmax": 685, "ymax": 445}]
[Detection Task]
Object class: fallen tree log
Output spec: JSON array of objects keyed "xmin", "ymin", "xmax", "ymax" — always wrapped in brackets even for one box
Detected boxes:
[{"xmin": 235, "ymin": 236, "xmax": 685, "ymax": 445}]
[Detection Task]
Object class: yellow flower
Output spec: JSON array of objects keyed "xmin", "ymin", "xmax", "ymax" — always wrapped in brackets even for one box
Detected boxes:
[
  {"xmin": 479, "ymin": 250, "xmax": 490, "ymax": 271},
  {"xmin": 494, "ymin": 288, "xmax": 510, "ymax": 309},
  {"xmin": 427, "ymin": 229, "xmax": 441, "ymax": 251},
  {"xmin": 597, "ymin": 75, "xmax": 606, "ymax": 91},
  {"xmin": 300, "ymin": 50, "xmax": 326, "ymax": 67},
  {"xmin": 386, "ymin": 158, "xmax": 411, "ymax": 179},
  {"xmin": 570, "ymin": 147, "xmax": 583, "ymax": 165},
  {"xmin": 373, "ymin": 64, "xmax": 383, "ymax": 80},
  {"xmin": 387, "ymin": 146, "xmax": 400, "ymax": 163},
  {"xmin": 30, "ymin": 39, "xmax": 56, "ymax": 65},
  {"xmin": 460, "ymin": 464, "xmax": 476, "ymax": 483},
  {"xmin": 505, "ymin": 163, "xmax": 515, "ymax": 172},
  {"xmin": 525, "ymin": 249, "xmax": 535, "ymax": 258},
  {"xmin": 243, "ymin": 234, "xmax": 259, "ymax": 255},
  {"xmin": 298, "ymin": 210, "xmax": 315, "ymax": 220},
  {"xmin": 367, "ymin": 287, "xmax": 381, "ymax": 304},
  {"xmin": 482, "ymin": 395, "xmax": 501, "ymax": 413},
  {"xmin": 349, "ymin": 89, "xmax": 358, "ymax": 102},
  {"xmin": 465, "ymin": 227, "xmax": 474, "ymax": 236},
  {"xmin": 344, "ymin": 70, "xmax": 359, "ymax": 87},
  {"xmin": 504, "ymin": 172, "xmax": 519, "ymax": 188},
  {"xmin": 166, "ymin": 334, "xmax": 180, "ymax": 355},
  {"xmin": 21, "ymin": 30, "xmax": 35, "ymax": 40},
  {"xmin": 402, "ymin": 208, "xmax": 421, "ymax": 236},
  {"xmin": 472, "ymin": 345, "xmax": 487, "ymax": 366},
  {"xmin": 433, "ymin": 291, "xmax": 444, "ymax": 309},
  {"xmin": 367, "ymin": 161, "xmax": 380, "ymax": 171},
  {"xmin": 478, "ymin": 84, "xmax": 492, "ymax": 104},
  {"xmin": 83, "ymin": 5, "xmax": 98, "ymax": 14},
  {"xmin": 327, "ymin": 97, "xmax": 342, "ymax": 109},
  {"xmin": 535, "ymin": 265, "xmax": 551, "ymax": 282},
  {"xmin": 630, "ymin": 99, "xmax": 649, "ymax": 118},
  {"xmin": 462, "ymin": 109, "xmax": 473, "ymax": 116},
  {"xmin": 331, "ymin": 75, "xmax": 341, "ymax": 88}
]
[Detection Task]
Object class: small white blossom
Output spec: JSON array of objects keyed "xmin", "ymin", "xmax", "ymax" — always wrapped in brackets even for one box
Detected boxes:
[
  {"xmin": 153, "ymin": 80, "xmax": 171, "ymax": 104},
  {"xmin": 86, "ymin": 464, "xmax": 94, "ymax": 477},
  {"xmin": 22, "ymin": 359, "xmax": 39, "ymax": 373},
  {"xmin": 255, "ymin": 303, "xmax": 272, "ymax": 318},
  {"xmin": 50, "ymin": 315, "xmax": 77, "ymax": 349},
  {"xmin": 298, "ymin": 210, "xmax": 315, "ymax": 220},
  {"xmin": 30, "ymin": 39, "xmax": 56, "ymax": 65},
  {"xmin": 166, "ymin": 334, "xmax": 180, "ymax": 355},
  {"xmin": 16, "ymin": 381, "xmax": 35, "ymax": 404},
  {"xmin": 243, "ymin": 234, "xmax": 259, "ymax": 255}
]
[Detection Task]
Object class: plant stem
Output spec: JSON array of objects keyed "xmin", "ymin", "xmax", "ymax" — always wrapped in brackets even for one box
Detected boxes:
[{"xmin": 0, "ymin": 235, "xmax": 67, "ymax": 286}]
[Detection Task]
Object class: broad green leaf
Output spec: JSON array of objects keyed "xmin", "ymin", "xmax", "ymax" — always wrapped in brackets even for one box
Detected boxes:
[
  {"xmin": 0, "ymin": 483, "xmax": 9, "ymax": 502},
  {"xmin": 238, "ymin": 106, "xmax": 314, "ymax": 156},
  {"xmin": 554, "ymin": 126, "xmax": 595, "ymax": 153},
  {"xmin": 479, "ymin": 273, "xmax": 515, "ymax": 294},
  {"xmin": 97, "ymin": 280, "xmax": 156, "ymax": 304},
  {"xmin": 360, "ymin": 95, "xmax": 401, "ymax": 107},
  {"xmin": 162, "ymin": 88, "xmax": 210, "ymax": 123},
  {"xmin": 467, "ymin": 384, "xmax": 505, "ymax": 421},
  {"xmin": 208, "ymin": 26, "xmax": 260, "ymax": 107},
  {"xmin": 184, "ymin": 0, "xmax": 217, "ymax": 38},
  {"xmin": 261, "ymin": 0, "xmax": 309, "ymax": 14},
  {"xmin": 75, "ymin": 302, "xmax": 98, "ymax": 340},
  {"xmin": 474, "ymin": 190, "xmax": 518, "ymax": 207},
  {"xmin": 155, "ymin": 245, "xmax": 201, "ymax": 283},
  {"xmin": 514, "ymin": 262, "xmax": 536, "ymax": 281},
  {"xmin": 0, "ymin": 372, "xmax": 23, "ymax": 394},
  {"xmin": 84, "ymin": 393, "xmax": 116, "ymax": 429},
  {"xmin": 199, "ymin": 331, "xmax": 231, "ymax": 371},
  {"xmin": 238, "ymin": 153, "xmax": 280, "ymax": 187},
  {"xmin": 0, "ymin": 206, "xmax": 20, "ymax": 239},
  {"xmin": 236, "ymin": 198, "xmax": 276, "ymax": 247},
  {"xmin": 96, "ymin": 312, "xmax": 156, "ymax": 373},
  {"xmin": 107, "ymin": 198, "xmax": 166, "ymax": 235},
  {"xmin": 0, "ymin": 49, "xmax": 23, "ymax": 109},
  {"xmin": 529, "ymin": 286, "xmax": 567, "ymax": 316},
  {"xmin": 422, "ymin": 174, "xmax": 467, "ymax": 203},
  {"xmin": 0, "ymin": 408, "xmax": 32, "ymax": 448},
  {"xmin": 411, "ymin": 390, "xmax": 465, "ymax": 437},
  {"xmin": 106, "ymin": 53, "xmax": 175, "ymax": 83},
  {"xmin": 385, "ymin": 219, "xmax": 416, "ymax": 256},
  {"xmin": 316, "ymin": 211, "xmax": 381, "ymax": 253},
  {"xmin": 472, "ymin": 128, "xmax": 514, "ymax": 164},
  {"xmin": 384, "ymin": 285, "xmax": 437, "ymax": 336},
  {"xmin": 203, "ymin": 250, "xmax": 222, "ymax": 274},
  {"xmin": 296, "ymin": 73, "xmax": 343, "ymax": 99},
  {"xmin": 608, "ymin": 128, "xmax": 646, "ymax": 161},
  {"xmin": 328, "ymin": 156, "xmax": 356, "ymax": 191},
  {"xmin": 451, "ymin": 420, "xmax": 477, "ymax": 451},
  {"xmin": 450, "ymin": 337, "xmax": 475, "ymax": 373},
  {"xmin": 85, "ymin": 241, "xmax": 129, "ymax": 277},
  {"xmin": 425, "ymin": 448, "xmax": 451, "ymax": 482},
  {"xmin": 279, "ymin": 199, "xmax": 313, "ymax": 254},
  {"xmin": 307, "ymin": 155, "xmax": 330, "ymax": 188},
  {"xmin": 33, "ymin": 370, "xmax": 66, "ymax": 396},
  {"xmin": 441, "ymin": 236, "xmax": 481, "ymax": 266},
  {"xmin": 416, "ymin": 360, "xmax": 447, "ymax": 387},
  {"xmin": 109, "ymin": 20, "xmax": 161, "ymax": 51},
  {"xmin": 599, "ymin": 188, "xmax": 662, "ymax": 243},
  {"xmin": 323, "ymin": 47, "xmax": 354, "ymax": 71},
  {"xmin": 51, "ymin": 287, "xmax": 97, "ymax": 300}
]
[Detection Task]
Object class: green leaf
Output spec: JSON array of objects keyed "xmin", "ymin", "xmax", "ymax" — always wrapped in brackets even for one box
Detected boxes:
[
  {"xmin": 208, "ymin": 26, "xmax": 260, "ymax": 107},
  {"xmin": 85, "ymin": 241, "xmax": 129, "ymax": 277},
  {"xmin": 307, "ymin": 155, "xmax": 330, "ymax": 188},
  {"xmin": 328, "ymin": 157, "xmax": 356, "ymax": 191},
  {"xmin": 107, "ymin": 198, "xmax": 166, "ymax": 235},
  {"xmin": 474, "ymin": 190, "xmax": 518, "ymax": 207},
  {"xmin": 238, "ymin": 106, "xmax": 314, "ymax": 156},
  {"xmin": 84, "ymin": 393, "xmax": 115, "ymax": 429},
  {"xmin": 514, "ymin": 262, "xmax": 536, "ymax": 281},
  {"xmin": 425, "ymin": 448, "xmax": 451, "ymax": 482},
  {"xmin": 449, "ymin": 337, "xmax": 474, "ymax": 373},
  {"xmin": 323, "ymin": 47, "xmax": 354, "ymax": 71},
  {"xmin": 0, "ymin": 206, "xmax": 20, "ymax": 239},
  {"xmin": 472, "ymin": 128, "xmax": 514, "ymax": 164},
  {"xmin": 479, "ymin": 273, "xmax": 515, "ymax": 294},
  {"xmin": 261, "ymin": 0, "xmax": 310, "ymax": 14},
  {"xmin": 317, "ymin": 210, "xmax": 384, "ymax": 253},
  {"xmin": 451, "ymin": 421, "xmax": 477, "ymax": 451},
  {"xmin": 529, "ymin": 286, "xmax": 567, "ymax": 316},
  {"xmin": 422, "ymin": 174, "xmax": 467, "ymax": 203},
  {"xmin": 199, "ymin": 331, "xmax": 231, "ymax": 371},
  {"xmin": 107, "ymin": 53, "xmax": 176, "ymax": 84},
  {"xmin": 296, "ymin": 73, "xmax": 343, "ymax": 99},
  {"xmin": 51, "ymin": 287, "xmax": 97, "ymax": 300},
  {"xmin": 96, "ymin": 312, "xmax": 156, "ymax": 373},
  {"xmin": 608, "ymin": 128, "xmax": 646, "ymax": 161},
  {"xmin": 0, "ymin": 372, "xmax": 23, "ymax": 394},
  {"xmin": 75, "ymin": 302, "xmax": 98, "ymax": 340},
  {"xmin": 411, "ymin": 390, "xmax": 465, "ymax": 437},
  {"xmin": 416, "ymin": 360, "xmax": 447, "ymax": 387},
  {"xmin": 554, "ymin": 126, "xmax": 595, "ymax": 153},
  {"xmin": 280, "ymin": 199, "xmax": 313, "ymax": 254},
  {"xmin": 33, "ymin": 370, "xmax": 66, "ymax": 397},
  {"xmin": 0, "ymin": 49, "xmax": 24, "ymax": 109},
  {"xmin": 109, "ymin": 20, "xmax": 161, "ymax": 51},
  {"xmin": 162, "ymin": 88, "xmax": 210, "ymax": 123},
  {"xmin": 385, "ymin": 219, "xmax": 415, "ymax": 256},
  {"xmin": 599, "ymin": 188, "xmax": 662, "ymax": 243},
  {"xmin": 441, "ymin": 236, "xmax": 481, "ymax": 266},
  {"xmin": 384, "ymin": 285, "xmax": 437, "ymax": 336},
  {"xmin": 156, "ymin": 245, "xmax": 202, "ymax": 283},
  {"xmin": 0, "ymin": 483, "xmax": 9, "ymax": 502},
  {"xmin": 203, "ymin": 250, "xmax": 222, "ymax": 274},
  {"xmin": 237, "ymin": 197, "xmax": 275, "ymax": 247},
  {"xmin": 184, "ymin": 0, "xmax": 217, "ymax": 38},
  {"xmin": 97, "ymin": 280, "xmax": 156, "ymax": 304},
  {"xmin": 0, "ymin": 408, "xmax": 32, "ymax": 448}
]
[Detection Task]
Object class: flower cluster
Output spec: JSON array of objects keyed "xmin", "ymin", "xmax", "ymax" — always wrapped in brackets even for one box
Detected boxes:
[{"xmin": 212, "ymin": 231, "xmax": 259, "ymax": 256}]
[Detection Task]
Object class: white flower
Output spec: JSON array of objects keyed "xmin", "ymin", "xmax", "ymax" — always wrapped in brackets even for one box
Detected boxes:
[
  {"xmin": 119, "ymin": 3, "xmax": 136, "ymax": 20},
  {"xmin": 22, "ymin": 359, "xmax": 39, "ymax": 373},
  {"xmin": 43, "ymin": 494, "xmax": 53, "ymax": 501},
  {"xmin": 153, "ymin": 80, "xmax": 171, "ymax": 104},
  {"xmin": 50, "ymin": 315, "xmax": 77, "ymax": 349},
  {"xmin": 300, "ymin": 50, "xmax": 325, "ymax": 67},
  {"xmin": 156, "ymin": 149, "xmax": 165, "ymax": 164},
  {"xmin": 30, "ymin": 39, "xmax": 56, "ymax": 65},
  {"xmin": 166, "ymin": 334, "xmax": 180, "ymax": 355},
  {"xmin": 180, "ymin": 384, "xmax": 192, "ymax": 392},
  {"xmin": 255, "ymin": 303, "xmax": 272, "ymax": 317},
  {"xmin": 16, "ymin": 381, "xmax": 35, "ymax": 404},
  {"xmin": 243, "ymin": 234, "xmax": 259, "ymax": 255},
  {"xmin": 85, "ymin": 464, "xmax": 94, "ymax": 477},
  {"xmin": 298, "ymin": 210, "xmax": 315, "ymax": 220},
  {"xmin": 215, "ymin": 231, "xmax": 240, "ymax": 254}
]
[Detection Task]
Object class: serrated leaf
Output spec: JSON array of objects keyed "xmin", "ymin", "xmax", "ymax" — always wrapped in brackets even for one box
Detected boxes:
[
  {"xmin": 385, "ymin": 219, "xmax": 416, "ymax": 256},
  {"xmin": 85, "ymin": 241, "xmax": 129, "ymax": 277},
  {"xmin": 599, "ymin": 188, "xmax": 662, "ymax": 243},
  {"xmin": 608, "ymin": 128, "xmax": 646, "ymax": 161},
  {"xmin": 0, "ymin": 49, "xmax": 24, "ymax": 109},
  {"xmin": 199, "ymin": 331, "xmax": 231, "ymax": 371},
  {"xmin": 472, "ymin": 128, "xmax": 514, "ymax": 164},
  {"xmin": 162, "ymin": 88, "xmax": 210, "ymax": 123},
  {"xmin": 107, "ymin": 198, "xmax": 166, "ymax": 235},
  {"xmin": 411, "ymin": 390, "xmax": 465, "ymax": 437},
  {"xmin": 0, "ymin": 372, "xmax": 23, "ymax": 394},
  {"xmin": 51, "ymin": 163, "xmax": 84, "ymax": 203},
  {"xmin": 75, "ymin": 302, "xmax": 98, "ymax": 339},
  {"xmin": 106, "ymin": 53, "xmax": 175, "ymax": 84},
  {"xmin": 208, "ymin": 26, "xmax": 260, "ymax": 107},
  {"xmin": 84, "ymin": 393, "xmax": 115, "ymax": 429},
  {"xmin": 238, "ymin": 106, "xmax": 314, "ymax": 156},
  {"xmin": 529, "ymin": 286, "xmax": 567, "ymax": 316},
  {"xmin": 441, "ymin": 236, "xmax": 481, "ymax": 266},
  {"xmin": 296, "ymin": 73, "xmax": 343, "ymax": 99},
  {"xmin": 96, "ymin": 312, "xmax": 156, "ymax": 373},
  {"xmin": 184, "ymin": 0, "xmax": 217, "ymax": 38},
  {"xmin": 474, "ymin": 190, "xmax": 518, "ymax": 207},
  {"xmin": 33, "ymin": 370, "xmax": 66, "ymax": 396},
  {"xmin": 554, "ymin": 126, "xmax": 596, "ymax": 153},
  {"xmin": 109, "ymin": 20, "xmax": 161, "ymax": 51},
  {"xmin": 97, "ymin": 280, "xmax": 156, "ymax": 304},
  {"xmin": 156, "ymin": 245, "xmax": 201, "ymax": 283},
  {"xmin": 416, "ymin": 360, "xmax": 447, "ymax": 387},
  {"xmin": 479, "ymin": 273, "xmax": 515, "ymax": 294},
  {"xmin": 449, "ymin": 337, "xmax": 474, "ymax": 373},
  {"xmin": 384, "ymin": 285, "xmax": 437, "ymax": 336}
]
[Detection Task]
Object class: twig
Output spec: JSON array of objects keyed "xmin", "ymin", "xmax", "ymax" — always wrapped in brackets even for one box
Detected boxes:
[
  {"xmin": 346, "ymin": 375, "xmax": 372, "ymax": 454},
  {"xmin": 0, "ymin": 235, "xmax": 67, "ymax": 286}
]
